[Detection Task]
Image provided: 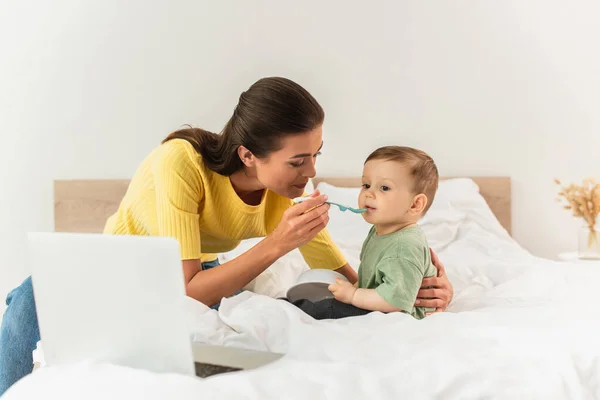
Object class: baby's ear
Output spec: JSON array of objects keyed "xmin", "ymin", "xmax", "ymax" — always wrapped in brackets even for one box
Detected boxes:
[{"xmin": 411, "ymin": 193, "xmax": 428, "ymax": 215}]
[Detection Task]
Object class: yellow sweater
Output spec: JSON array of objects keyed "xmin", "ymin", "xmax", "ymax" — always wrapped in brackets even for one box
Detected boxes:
[{"xmin": 104, "ymin": 139, "xmax": 347, "ymax": 269}]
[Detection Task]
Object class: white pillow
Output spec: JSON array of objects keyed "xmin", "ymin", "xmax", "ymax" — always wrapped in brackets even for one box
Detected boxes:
[
  {"xmin": 419, "ymin": 179, "xmax": 477, "ymax": 250},
  {"xmin": 312, "ymin": 182, "xmax": 370, "ymax": 248},
  {"xmin": 432, "ymin": 178, "xmax": 509, "ymax": 237}
]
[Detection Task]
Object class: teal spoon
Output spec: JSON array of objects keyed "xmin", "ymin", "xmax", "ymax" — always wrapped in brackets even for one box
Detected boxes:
[{"xmin": 293, "ymin": 196, "xmax": 367, "ymax": 214}]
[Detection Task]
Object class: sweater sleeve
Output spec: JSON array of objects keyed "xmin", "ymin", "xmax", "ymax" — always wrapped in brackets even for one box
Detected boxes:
[{"xmin": 152, "ymin": 141, "xmax": 204, "ymax": 260}]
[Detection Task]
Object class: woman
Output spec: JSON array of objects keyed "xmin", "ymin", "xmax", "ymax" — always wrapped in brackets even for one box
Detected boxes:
[{"xmin": 0, "ymin": 77, "xmax": 453, "ymax": 395}]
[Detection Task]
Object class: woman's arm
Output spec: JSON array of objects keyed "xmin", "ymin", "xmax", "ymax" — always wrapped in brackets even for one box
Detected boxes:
[
  {"xmin": 183, "ymin": 236, "xmax": 283, "ymax": 306},
  {"xmin": 184, "ymin": 194, "xmax": 331, "ymax": 306}
]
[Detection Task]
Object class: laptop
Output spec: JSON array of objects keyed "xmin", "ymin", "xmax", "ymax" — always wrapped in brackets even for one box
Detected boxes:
[{"xmin": 28, "ymin": 232, "xmax": 282, "ymax": 377}]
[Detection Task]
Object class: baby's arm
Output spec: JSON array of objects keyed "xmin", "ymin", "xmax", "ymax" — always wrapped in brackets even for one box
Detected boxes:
[
  {"xmin": 351, "ymin": 288, "xmax": 402, "ymax": 312},
  {"xmin": 328, "ymin": 278, "xmax": 402, "ymax": 312},
  {"xmin": 355, "ymin": 256, "xmax": 424, "ymax": 313}
]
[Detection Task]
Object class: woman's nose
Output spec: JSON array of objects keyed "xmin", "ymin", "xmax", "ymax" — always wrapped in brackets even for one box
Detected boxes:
[{"xmin": 303, "ymin": 158, "xmax": 317, "ymax": 178}]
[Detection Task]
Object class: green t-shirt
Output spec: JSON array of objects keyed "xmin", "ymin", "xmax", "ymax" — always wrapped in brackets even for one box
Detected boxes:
[{"xmin": 357, "ymin": 225, "xmax": 437, "ymax": 320}]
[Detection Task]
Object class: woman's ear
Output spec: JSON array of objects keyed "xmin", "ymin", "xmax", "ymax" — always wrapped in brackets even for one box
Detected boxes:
[
  {"xmin": 410, "ymin": 193, "xmax": 428, "ymax": 215},
  {"xmin": 237, "ymin": 145, "xmax": 256, "ymax": 168}
]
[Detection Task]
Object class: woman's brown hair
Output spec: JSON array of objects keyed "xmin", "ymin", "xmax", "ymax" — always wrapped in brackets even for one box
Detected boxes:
[{"xmin": 163, "ymin": 77, "xmax": 325, "ymax": 176}]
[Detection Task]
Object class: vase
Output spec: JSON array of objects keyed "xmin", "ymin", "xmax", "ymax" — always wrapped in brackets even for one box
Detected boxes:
[{"xmin": 578, "ymin": 224, "xmax": 600, "ymax": 260}]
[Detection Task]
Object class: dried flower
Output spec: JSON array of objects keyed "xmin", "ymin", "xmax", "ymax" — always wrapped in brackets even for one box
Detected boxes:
[{"xmin": 555, "ymin": 177, "xmax": 600, "ymax": 247}]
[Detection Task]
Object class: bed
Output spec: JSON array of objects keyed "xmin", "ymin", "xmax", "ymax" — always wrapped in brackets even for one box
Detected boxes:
[{"xmin": 6, "ymin": 176, "xmax": 600, "ymax": 399}]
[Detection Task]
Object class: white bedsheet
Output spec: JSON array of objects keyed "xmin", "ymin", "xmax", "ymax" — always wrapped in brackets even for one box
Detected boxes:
[{"xmin": 5, "ymin": 180, "xmax": 600, "ymax": 399}]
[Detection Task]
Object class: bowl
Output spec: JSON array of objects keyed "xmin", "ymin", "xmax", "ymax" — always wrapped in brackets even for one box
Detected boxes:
[{"xmin": 286, "ymin": 269, "xmax": 349, "ymax": 303}]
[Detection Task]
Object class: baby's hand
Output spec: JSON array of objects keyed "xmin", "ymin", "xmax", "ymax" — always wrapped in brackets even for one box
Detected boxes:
[{"xmin": 328, "ymin": 278, "xmax": 357, "ymax": 304}]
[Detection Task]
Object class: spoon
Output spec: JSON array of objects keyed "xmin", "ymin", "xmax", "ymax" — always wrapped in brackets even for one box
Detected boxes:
[{"xmin": 292, "ymin": 196, "xmax": 367, "ymax": 214}]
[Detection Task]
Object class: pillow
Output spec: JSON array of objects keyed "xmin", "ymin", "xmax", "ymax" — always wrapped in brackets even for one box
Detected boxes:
[
  {"xmin": 312, "ymin": 182, "xmax": 371, "ymax": 248},
  {"xmin": 417, "ymin": 179, "xmax": 473, "ymax": 250},
  {"xmin": 431, "ymin": 178, "xmax": 509, "ymax": 238},
  {"xmin": 315, "ymin": 181, "xmax": 360, "ymax": 205}
]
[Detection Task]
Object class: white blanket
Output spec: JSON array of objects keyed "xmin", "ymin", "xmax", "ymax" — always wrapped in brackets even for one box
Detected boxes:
[{"xmin": 5, "ymin": 180, "xmax": 600, "ymax": 399}]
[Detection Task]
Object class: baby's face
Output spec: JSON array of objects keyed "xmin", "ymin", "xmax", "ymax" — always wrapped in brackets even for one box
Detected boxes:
[{"xmin": 358, "ymin": 159, "xmax": 417, "ymax": 231}]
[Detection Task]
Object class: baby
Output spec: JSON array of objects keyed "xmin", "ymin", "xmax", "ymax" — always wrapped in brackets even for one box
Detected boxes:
[{"xmin": 328, "ymin": 145, "xmax": 438, "ymax": 319}]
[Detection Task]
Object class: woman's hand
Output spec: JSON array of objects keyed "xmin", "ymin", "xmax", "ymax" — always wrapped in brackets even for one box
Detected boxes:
[
  {"xmin": 268, "ymin": 190, "xmax": 330, "ymax": 255},
  {"xmin": 415, "ymin": 248, "xmax": 454, "ymax": 316}
]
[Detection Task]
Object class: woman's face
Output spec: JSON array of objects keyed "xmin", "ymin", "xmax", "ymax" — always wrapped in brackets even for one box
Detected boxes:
[{"xmin": 255, "ymin": 126, "xmax": 323, "ymax": 198}]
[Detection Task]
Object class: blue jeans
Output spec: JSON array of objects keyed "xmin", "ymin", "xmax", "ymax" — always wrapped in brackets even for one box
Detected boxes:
[
  {"xmin": 0, "ymin": 276, "xmax": 39, "ymax": 396},
  {"xmin": 0, "ymin": 258, "xmax": 227, "ymax": 396}
]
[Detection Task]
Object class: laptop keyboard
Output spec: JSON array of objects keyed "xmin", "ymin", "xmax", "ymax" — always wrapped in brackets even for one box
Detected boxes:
[{"xmin": 194, "ymin": 362, "xmax": 243, "ymax": 378}]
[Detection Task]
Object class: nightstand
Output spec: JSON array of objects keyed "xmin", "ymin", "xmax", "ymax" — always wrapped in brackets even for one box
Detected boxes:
[{"xmin": 558, "ymin": 252, "xmax": 600, "ymax": 265}]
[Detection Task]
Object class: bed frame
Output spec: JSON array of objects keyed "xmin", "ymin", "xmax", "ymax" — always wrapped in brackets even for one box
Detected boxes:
[{"xmin": 54, "ymin": 177, "xmax": 511, "ymax": 235}]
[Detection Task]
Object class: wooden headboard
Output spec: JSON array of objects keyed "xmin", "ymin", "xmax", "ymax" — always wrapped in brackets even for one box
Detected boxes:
[{"xmin": 54, "ymin": 176, "xmax": 511, "ymax": 235}]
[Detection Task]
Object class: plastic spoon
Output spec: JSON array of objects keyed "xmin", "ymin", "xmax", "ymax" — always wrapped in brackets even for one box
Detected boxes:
[{"xmin": 292, "ymin": 196, "xmax": 367, "ymax": 214}]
